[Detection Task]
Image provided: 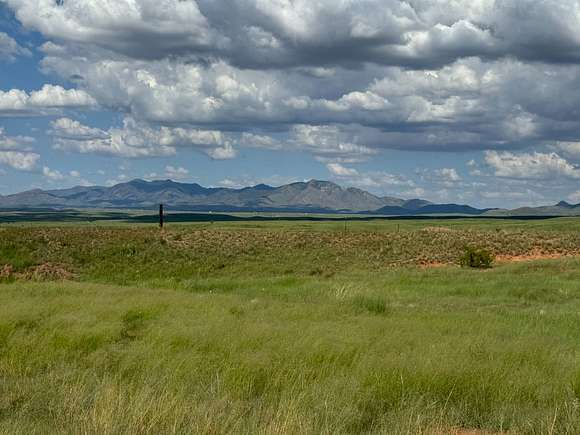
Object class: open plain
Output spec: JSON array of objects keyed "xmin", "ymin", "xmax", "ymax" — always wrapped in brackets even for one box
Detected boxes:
[{"xmin": 1, "ymin": 216, "xmax": 580, "ymax": 434}]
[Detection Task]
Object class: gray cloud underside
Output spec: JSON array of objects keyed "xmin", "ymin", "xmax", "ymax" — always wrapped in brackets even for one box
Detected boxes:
[
  {"xmin": 37, "ymin": 51, "xmax": 580, "ymax": 153},
  {"xmin": 8, "ymin": 0, "xmax": 580, "ymax": 68}
]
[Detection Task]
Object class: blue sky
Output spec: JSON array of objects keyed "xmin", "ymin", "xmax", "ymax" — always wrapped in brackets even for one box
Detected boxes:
[{"xmin": 1, "ymin": 1, "xmax": 580, "ymax": 208}]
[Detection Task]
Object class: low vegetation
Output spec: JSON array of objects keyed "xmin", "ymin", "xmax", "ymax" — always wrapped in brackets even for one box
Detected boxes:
[
  {"xmin": 0, "ymin": 217, "xmax": 579, "ymax": 433},
  {"xmin": 459, "ymin": 246, "xmax": 495, "ymax": 269},
  {"xmin": 0, "ymin": 218, "xmax": 579, "ymax": 285}
]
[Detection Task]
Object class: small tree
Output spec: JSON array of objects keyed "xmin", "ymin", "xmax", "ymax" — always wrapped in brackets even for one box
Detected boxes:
[{"xmin": 459, "ymin": 246, "xmax": 494, "ymax": 269}]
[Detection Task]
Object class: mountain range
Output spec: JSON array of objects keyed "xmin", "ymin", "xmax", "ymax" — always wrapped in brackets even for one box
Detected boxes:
[{"xmin": 0, "ymin": 179, "xmax": 578, "ymax": 216}]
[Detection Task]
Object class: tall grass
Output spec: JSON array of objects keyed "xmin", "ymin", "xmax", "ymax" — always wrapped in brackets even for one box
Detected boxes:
[
  {"xmin": 0, "ymin": 258, "xmax": 579, "ymax": 433},
  {"xmin": 0, "ymin": 221, "xmax": 579, "ymax": 433}
]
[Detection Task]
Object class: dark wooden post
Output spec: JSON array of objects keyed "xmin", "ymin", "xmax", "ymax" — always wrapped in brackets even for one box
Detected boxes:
[{"xmin": 159, "ymin": 204, "xmax": 164, "ymax": 228}]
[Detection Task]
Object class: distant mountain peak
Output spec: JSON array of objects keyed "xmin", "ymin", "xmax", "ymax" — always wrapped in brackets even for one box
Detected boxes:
[{"xmin": 556, "ymin": 200, "xmax": 574, "ymax": 208}]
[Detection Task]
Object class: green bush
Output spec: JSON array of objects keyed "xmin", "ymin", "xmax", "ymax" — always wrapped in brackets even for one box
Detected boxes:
[{"xmin": 459, "ymin": 246, "xmax": 494, "ymax": 269}]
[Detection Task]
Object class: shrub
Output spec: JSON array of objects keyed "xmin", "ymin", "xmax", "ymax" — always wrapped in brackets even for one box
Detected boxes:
[{"xmin": 459, "ymin": 246, "xmax": 494, "ymax": 269}]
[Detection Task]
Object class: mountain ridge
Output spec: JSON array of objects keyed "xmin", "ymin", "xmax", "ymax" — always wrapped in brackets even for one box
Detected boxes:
[{"xmin": 0, "ymin": 178, "xmax": 578, "ymax": 216}]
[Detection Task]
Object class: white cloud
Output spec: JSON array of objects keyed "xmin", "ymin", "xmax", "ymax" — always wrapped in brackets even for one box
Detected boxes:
[
  {"xmin": 326, "ymin": 163, "xmax": 359, "ymax": 177},
  {"xmin": 50, "ymin": 117, "xmax": 108, "ymax": 140},
  {"xmin": 50, "ymin": 117, "xmax": 236, "ymax": 159},
  {"xmin": 240, "ymin": 133, "xmax": 282, "ymax": 150},
  {"xmin": 31, "ymin": 41, "xmax": 580, "ymax": 158},
  {"xmin": 29, "ymin": 85, "xmax": 96, "ymax": 108},
  {"xmin": 0, "ymin": 85, "xmax": 96, "ymax": 116},
  {"xmin": 0, "ymin": 128, "xmax": 35, "ymax": 151},
  {"xmin": 52, "ymin": 119, "xmax": 174, "ymax": 158},
  {"xmin": 206, "ymin": 144, "xmax": 237, "ymax": 160},
  {"xmin": 0, "ymin": 32, "xmax": 29, "ymax": 61},
  {"xmin": 434, "ymin": 168, "xmax": 462, "ymax": 183},
  {"xmin": 0, "ymin": 151, "xmax": 40, "ymax": 171},
  {"xmin": 291, "ymin": 125, "xmax": 378, "ymax": 163},
  {"xmin": 42, "ymin": 166, "xmax": 64, "ymax": 181},
  {"xmin": 165, "ymin": 165, "xmax": 189, "ymax": 180},
  {"xmin": 484, "ymin": 151, "xmax": 580, "ymax": 180}
]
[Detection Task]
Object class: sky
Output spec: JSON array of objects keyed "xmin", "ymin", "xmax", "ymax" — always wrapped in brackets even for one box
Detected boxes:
[{"xmin": 1, "ymin": 1, "xmax": 580, "ymax": 208}]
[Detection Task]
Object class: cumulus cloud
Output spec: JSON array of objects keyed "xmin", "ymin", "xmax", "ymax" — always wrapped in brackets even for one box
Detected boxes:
[
  {"xmin": 0, "ymin": 85, "xmax": 96, "ymax": 116},
  {"xmin": 484, "ymin": 151, "xmax": 580, "ymax": 179},
  {"xmin": 0, "ymin": 151, "xmax": 39, "ymax": 171},
  {"xmin": 36, "ymin": 45, "xmax": 580, "ymax": 156},
  {"xmin": 7, "ymin": 1, "xmax": 580, "ymax": 154},
  {"xmin": 0, "ymin": 128, "xmax": 39, "ymax": 171},
  {"xmin": 165, "ymin": 165, "xmax": 189, "ymax": 180},
  {"xmin": 10, "ymin": 0, "xmax": 580, "ymax": 68},
  {"xmin": 290, "ymin": 125, "xmax": 378, "ymax": 162},
  {"xmin": 51, "ymin": 118, "xmax": 174, "ymax": 158},
  {"xmin": 0, "ymin": 31, "xmax": 29, "ymax": 61},
  {"xmin": 50, "ymin": 117, "xmax": 235, "ymax": 159},
  {"xmin": 42, "ymin": 166, "xmax": 64, "ymax": 181},
  {"xmin": 435, "ymin": 168, "xmax": 462, "ymax": 183},
  {"xmin": 0, "ymin": 128, "xmax": 35, "ymax": 150}
]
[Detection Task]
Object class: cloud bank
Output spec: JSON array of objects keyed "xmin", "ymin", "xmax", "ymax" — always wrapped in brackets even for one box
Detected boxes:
[{"xmin": 3, "ymin": 0, "xmax": 580, "ymax": 205}]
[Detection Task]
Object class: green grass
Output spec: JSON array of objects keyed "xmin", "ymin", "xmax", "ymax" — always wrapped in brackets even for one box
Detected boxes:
[{"xmin": 1, "ymin": 218, "xmax": 580, "ymax": 433}]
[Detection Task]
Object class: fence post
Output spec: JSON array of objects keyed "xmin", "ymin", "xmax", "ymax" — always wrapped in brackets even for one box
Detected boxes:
[{"xmin": 159, "ymin": 204, "xmax": 164, "ymax": 229}]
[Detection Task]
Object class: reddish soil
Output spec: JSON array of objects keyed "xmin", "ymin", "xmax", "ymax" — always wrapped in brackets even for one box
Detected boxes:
[{"xmin": 496, "ymin": 251, "xmax": 574, "ymax": 263}]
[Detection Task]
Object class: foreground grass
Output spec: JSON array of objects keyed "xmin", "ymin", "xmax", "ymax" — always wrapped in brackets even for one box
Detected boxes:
[
  {"xmin": 1, "ymin": 220, "xmax": 580, "ymax": 433},
  {"xmin": 1, "ymin": 260, "xmax": 580, "ymax": 434}
]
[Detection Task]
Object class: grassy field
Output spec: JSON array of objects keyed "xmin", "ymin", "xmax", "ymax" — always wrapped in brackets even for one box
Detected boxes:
[{"xmin": 1, "ymin": 216, "xmax": 580, "ymax": 434}]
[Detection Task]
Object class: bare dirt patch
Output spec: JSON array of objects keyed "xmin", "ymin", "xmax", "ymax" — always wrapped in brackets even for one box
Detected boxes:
[
  {"xmin": 496, "ymin": 250, "xmax": 576, "ymax": 263},
  {"xmin": 418, "ymin": 249, "xmax": 579, "ymax": 268},
  {"xmin": 419, "ymin": 260, "xmax": 451, "ymax": 269}
]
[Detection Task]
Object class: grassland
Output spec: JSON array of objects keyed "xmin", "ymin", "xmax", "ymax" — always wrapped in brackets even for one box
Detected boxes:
[{"xmin": 1, "ymin": 216, "xmax": 580, "ymax": 434}]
